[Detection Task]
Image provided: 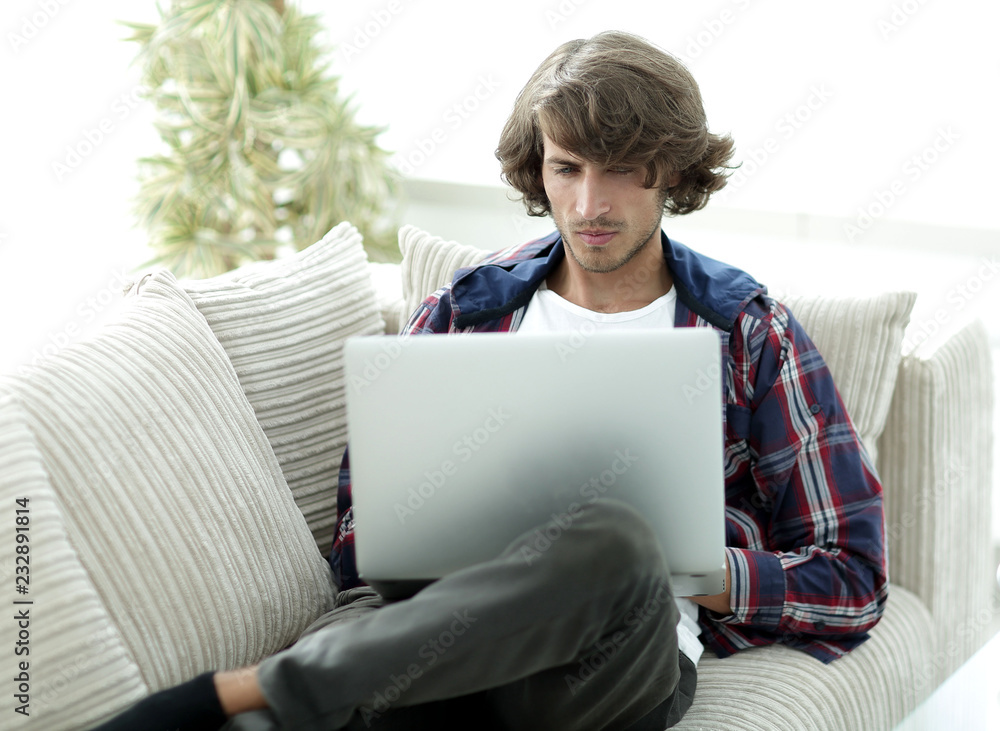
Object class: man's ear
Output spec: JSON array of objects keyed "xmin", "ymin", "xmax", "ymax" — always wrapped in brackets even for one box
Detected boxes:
[{"xmin": 666, "ymin": 171, "xmax": 682, "ymax": 188}]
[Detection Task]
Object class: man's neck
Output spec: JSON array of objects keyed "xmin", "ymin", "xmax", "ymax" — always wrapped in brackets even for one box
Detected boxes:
[{"xmin": 547, "ymin": 236, "xmax": 673, "ymax": 314}]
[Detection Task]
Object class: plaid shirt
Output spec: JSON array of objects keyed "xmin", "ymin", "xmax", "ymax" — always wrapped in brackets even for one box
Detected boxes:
[{"xmin": 331, "ymin": 231, "xmax": 888, "ymax": 663}]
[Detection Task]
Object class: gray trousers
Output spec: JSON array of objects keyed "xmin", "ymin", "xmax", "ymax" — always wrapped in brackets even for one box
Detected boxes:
[{"xmin": 226, "ymin": 500, "xmax": 695, "ymax": 730}]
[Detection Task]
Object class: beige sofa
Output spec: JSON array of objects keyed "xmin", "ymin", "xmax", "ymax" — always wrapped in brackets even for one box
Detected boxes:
[{"xmin": 0, "ymin": 222, "xmax": 994, "ymax": 730}]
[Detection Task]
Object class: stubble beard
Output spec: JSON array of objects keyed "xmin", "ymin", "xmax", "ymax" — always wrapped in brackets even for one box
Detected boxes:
[{"xmin": 557, "ymin": 214, "xmax": 664, "ymax": 275}]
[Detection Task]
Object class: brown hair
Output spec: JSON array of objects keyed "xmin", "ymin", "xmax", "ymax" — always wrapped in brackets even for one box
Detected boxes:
[{"xmin": 496, "ymin": 31, "xmax": 735, "ymax": 217}]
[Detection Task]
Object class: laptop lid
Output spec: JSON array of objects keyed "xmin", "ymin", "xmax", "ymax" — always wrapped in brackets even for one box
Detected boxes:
[{"xmin": 343, "ymin": 328, "xmax": 727, "ymax": 598}]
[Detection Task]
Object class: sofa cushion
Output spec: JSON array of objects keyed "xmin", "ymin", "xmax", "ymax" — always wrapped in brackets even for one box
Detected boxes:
[
  {"xmin": 674, "ymin": 584, "xmax": 935, "ymax": 730},
  {"xmin": 780, "ymin": 291, "xmax": 916, "ymax": 465},
  {"xmin": 398, "ymin": 225, "xmax": 915, "ymax": 462},
  {"xmin": 0, "ymin": 394, "xmax": 147, "ymax": 730},
  {"xmin": 398, "ymin": 224, "xmax": 493, "ymax": 328},
  {"xmin": 182, "ymin": 222, "xmax": 385, "ymax": 552},
  {"xmin": 0, "ymin": 271, "xmax": 336, "ymax": 696}
]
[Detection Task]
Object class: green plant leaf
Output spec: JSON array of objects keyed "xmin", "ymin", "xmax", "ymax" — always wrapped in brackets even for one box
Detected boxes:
[{"xmin": 125, "ymin": 0, "xmax": 397, "ymax": 278}]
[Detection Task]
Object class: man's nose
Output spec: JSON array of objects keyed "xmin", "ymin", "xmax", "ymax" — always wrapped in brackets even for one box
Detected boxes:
[{"xmin": 576, "ymin": 171, "xmax": 612, "ymax": 221}]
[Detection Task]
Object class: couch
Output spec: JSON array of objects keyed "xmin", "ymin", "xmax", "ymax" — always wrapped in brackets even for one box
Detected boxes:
[{"xmin": 0, "ymin": 222, "xmax": 994, "ymax": 730}]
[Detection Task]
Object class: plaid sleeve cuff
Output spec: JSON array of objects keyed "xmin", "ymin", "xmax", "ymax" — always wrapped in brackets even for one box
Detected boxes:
[{"xmin": 721, "ymin": 547, "xmax": 786, "ymax": 631}]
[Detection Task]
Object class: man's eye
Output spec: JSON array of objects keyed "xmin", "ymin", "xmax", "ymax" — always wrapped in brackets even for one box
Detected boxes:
[{"xmin": 611, "ymin": 168, "xmax": 635, "ymax": 175}]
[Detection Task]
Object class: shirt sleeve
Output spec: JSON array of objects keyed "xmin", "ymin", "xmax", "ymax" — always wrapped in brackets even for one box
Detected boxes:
[
  {"xmin": 329, "ymin": 448, "xmax": 361, "ymax": 590},
  {"xmin": 706, "ymin": 300, "xmax": 888, "ymax": 659}
]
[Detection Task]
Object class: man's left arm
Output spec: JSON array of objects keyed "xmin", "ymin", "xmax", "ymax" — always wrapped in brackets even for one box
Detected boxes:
[{"xmin": 707, "ymin": 302, "xmax": 889, "ymax": 653}]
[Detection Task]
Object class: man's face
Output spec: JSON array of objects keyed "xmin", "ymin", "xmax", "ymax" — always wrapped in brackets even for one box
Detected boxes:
[{"xmin": 540, "ymin": 134, "xmax": 670, "ymax": 274}]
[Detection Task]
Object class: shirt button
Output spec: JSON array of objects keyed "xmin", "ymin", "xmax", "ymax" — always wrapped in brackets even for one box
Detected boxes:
[
  {"xmin": 815, "ymin": 621, "xmax": 827, "ymax": 631},
  {"xmin": 810, "ymin": 404, "xmax": 822, "ymax": 415}
]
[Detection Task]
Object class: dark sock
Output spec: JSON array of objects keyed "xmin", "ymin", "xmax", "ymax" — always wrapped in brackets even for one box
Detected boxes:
[{"xmin": 91, "ymin": 672, "xmax": 228, "ymax": 731}]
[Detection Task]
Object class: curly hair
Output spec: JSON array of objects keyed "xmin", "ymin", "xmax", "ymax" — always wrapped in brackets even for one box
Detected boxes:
[{"xmin": 496, "ymin": 31, "xmax": 735, "ymax": 217}]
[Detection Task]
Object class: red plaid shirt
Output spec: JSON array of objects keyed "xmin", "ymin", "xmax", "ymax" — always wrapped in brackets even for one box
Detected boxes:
[{"xmin": 331, "ymin": 231, "xmax": 888, "ymax": 663}]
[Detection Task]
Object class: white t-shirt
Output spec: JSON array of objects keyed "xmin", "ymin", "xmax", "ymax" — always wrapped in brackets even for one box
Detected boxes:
[
  {"xmin": 518, "ymin": 282, "xmax": 677, "ymax": 333},
  {"xmin": 518, "ymin": 282, "xmax": 705, "ymax": 666}
]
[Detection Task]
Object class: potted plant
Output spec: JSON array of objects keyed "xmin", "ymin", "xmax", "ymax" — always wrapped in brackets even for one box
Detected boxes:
[{"xmin": 125, "ymin": 0, "xmax": 398, "ymax": 277}]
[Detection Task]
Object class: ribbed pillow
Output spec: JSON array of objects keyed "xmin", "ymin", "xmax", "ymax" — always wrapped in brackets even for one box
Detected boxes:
[
  {"xmin": 398, "ymin": 224, "xmax": 491, "ymax": 327},
  {"xmin": 1, "ymin": 272, "xmax": 336, "ymax": 696},
  {"xmin": 0, "ymin": 394, "xmax": 147, "ymax": 730},
  {"xmin": 781, "ymin": 292, "xmax": 916, "ymax": 465},
  {"xmin": 183, "ymin": 222, "xmax": 385, "ymax": 552}
]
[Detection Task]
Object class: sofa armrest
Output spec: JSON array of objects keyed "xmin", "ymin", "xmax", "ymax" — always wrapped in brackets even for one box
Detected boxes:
[{"xmin": 876, "ymin": 319, "xmax": 995, "ymax": 681}]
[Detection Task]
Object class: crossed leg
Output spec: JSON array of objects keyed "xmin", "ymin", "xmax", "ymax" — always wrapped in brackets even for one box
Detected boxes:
[{"xmin": 226, "ymin": 500, "xmax": 691, "ymax": 731}]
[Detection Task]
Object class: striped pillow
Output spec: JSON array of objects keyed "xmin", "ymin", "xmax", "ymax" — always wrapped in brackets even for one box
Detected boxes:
[
  {"xmin": 183, "ymin": 222, "xmax": 385, "ymax": 552},
  {"xmin": 1, "ymin": 272, "xmax": 336, "ymax": 702},
  {"xmin": 780, "ymin": 292, "xmax": 916, "ymax": 465},
  {"xmin": 398, "ymin": 224, "xmax": 491, "ymax": 327},
  {"xmin": 0, "ymin": 394, "xmax": 147, "ymax": 730}
]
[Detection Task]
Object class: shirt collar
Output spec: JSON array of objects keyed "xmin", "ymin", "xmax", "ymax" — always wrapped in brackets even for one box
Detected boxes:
[{"xmin": 451, "ymin": 230, "xmax": 765, "ymax": 331}]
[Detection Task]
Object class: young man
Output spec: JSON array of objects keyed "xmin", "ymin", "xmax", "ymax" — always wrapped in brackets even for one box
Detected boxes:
[{"xmin": 95, "ymin": 30, "xmax": 887, "ymax": 731}]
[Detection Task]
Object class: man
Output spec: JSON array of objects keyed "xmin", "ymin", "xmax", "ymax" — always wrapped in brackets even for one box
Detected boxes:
[{"xmin": 95, "ymin": 30, "xmax": 887, "ymax": 731}]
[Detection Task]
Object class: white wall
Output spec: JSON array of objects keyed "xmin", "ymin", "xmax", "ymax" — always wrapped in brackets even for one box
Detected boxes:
[
  {"xmin": 1, "ymin": 0, "xmax": 161, "ymax": 373},
  {"xmin": 2, "ymin": 0, "xmax": 998, "ymax": 375},
  {"xmin": 316, "ymin": 0, "xmax": 1000, "ymax": 231}
]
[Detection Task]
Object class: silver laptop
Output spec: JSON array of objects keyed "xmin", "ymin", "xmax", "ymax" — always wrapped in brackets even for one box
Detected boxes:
[{"xmin": 343, "ymin": 329, "xmax": 727, "ymax": 599}]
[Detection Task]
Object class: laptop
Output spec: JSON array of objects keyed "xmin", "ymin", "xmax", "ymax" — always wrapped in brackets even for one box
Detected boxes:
[{"xmin": 343, "ymin": 328, "xmax": 727, "ymax": 599}]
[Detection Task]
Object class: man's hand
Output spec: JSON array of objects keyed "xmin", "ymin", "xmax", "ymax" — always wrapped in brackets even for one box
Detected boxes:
[
  {"xmin": 685, "ymin": 555, "xmax": 732, "ymax": 616},
  {"xmin": 214, "ymin": 665, "xmax": 268, "ymax": 716}
]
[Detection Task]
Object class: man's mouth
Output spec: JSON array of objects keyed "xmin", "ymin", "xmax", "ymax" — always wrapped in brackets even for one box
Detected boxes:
[{"xmin": 576, "ymin": 229, "xmax": 617, "ymax": 247}]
